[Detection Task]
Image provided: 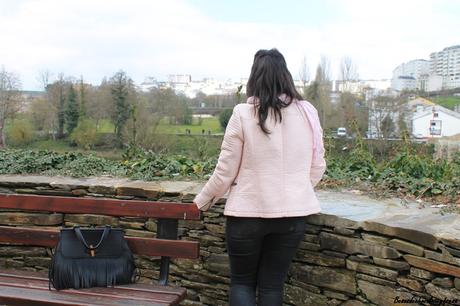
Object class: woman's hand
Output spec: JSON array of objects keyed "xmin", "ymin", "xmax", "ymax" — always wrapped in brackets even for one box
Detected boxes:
[{"xmin": 193, "ymin": 200, "xmax": 213, "ymax": 212}]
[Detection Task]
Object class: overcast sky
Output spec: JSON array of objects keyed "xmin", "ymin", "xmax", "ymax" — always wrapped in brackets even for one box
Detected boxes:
[{"xmin": 1, "ymin": 0, "xmax": 459, "ymax": 90}]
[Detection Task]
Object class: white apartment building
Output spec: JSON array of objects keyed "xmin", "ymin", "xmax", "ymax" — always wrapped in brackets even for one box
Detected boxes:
[
  {"xmin": 430, "ymin": 45, "xmax": 460, "ymax": 89},
  {"xmin": 139, "ymin": 76, "xmax": 245, "ymax": 98},
  {"xmin": 168, "ymin": 74, "xmax": 192, "ymax": 84},
  {"xmin": 418, "ymin": 74, "xmax": 443, "ymax": 92},
  {"xmin": 333, "ymin": 79, "xmax": 391, "ymax": 94},
  {"xmin": 391, "ymin": 59, "xmax": 430, "ymax": 91},
  {"xmin": 391, "ymin": 76, "xmax": 417, "ymax": 91}
]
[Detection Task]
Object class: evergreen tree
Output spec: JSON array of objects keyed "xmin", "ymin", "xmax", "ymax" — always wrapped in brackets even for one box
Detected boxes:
[
  {"xmin": 79, "ymin": 76, "xmax": 86, "ymax": 118},
  {"xmin": 219, "ymin": 108, "xmax": 233, "ymax": 130},
  {"xmin": 304, "ymin": 64, "xmax": 331, "ymax": 127},
  {"xmin": 45, "ymin": 75, "xmax": 68, "ymax": 139},
  {"xmin": 109, "ymin": 70, "xmax": 132, "ymax": 148},
  {"xmin": 381, "ymin": 114, "xmax": 395, "ymax": 139},
  {"xmin": 57, "ymin": 78, "xmax": 66, "ymax": 139},
  {"xmin": 65, "ymin": 84, "xmax": 79, "ymax": 135}
]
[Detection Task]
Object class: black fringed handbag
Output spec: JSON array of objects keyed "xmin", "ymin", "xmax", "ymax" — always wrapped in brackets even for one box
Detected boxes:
[{"xmin": 49, "ymin": 225, "xmax": 139, "ymax": 290}]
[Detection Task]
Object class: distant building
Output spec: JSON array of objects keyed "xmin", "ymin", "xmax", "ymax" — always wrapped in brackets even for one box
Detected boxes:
[
  {"xmin": 429, "ymin": 45, "xmax": 460, "ymax": 89},
  {"xmin": 411, "ymin": 102, "xmax": 460, "ymax": 138},
  {"xmin": 332, "ymin": 79, "xmax": 391, "ymax": 96},
  {"xmin": 19, "ymin": 91, "xmax": 46, "ymax": 112},
  {"xmin": 329, "ymin": 79, "xmax": 393, "ymax": 103},
  {"xmin": 391, "ymin": 59, "xmax": 430, "ymax": 91},
  {"xmin": 391, "ymin": 76, "xmax": 417, "ymax": 91},
  {"xmin": 168, "ymin": 74, "xmax": 191, "ymax": 84},
  {"xmin": 393, "ymin": 45, "xmax": 460, "ymax": 92},
  {"xmin": 139, "ymin": 77, "xmax": 158, "ymax": 92},
  {"xmin": 139, "ymin": 75, "xmax": 245, "ymax": 98},
  {"xmin": 368, "ymin": 97, "xmax": 460, "ymax": 139},
  {"xmin": 418, "ymin": 74, "xmax": 443, "ymax": 92}
]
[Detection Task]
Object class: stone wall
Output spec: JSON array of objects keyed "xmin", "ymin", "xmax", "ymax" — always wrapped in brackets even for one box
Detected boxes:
[
  {"xmin": 432, "ymin": 138, "xmax": 460, "ymax": 160},
  {"xmin": 0, "ymin": 175, "xmax": 460, "ymax": 305}
]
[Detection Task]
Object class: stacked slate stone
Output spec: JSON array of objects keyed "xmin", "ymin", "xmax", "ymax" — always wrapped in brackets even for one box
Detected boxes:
[
  {"xmin": 0, "ymin": 175, "xmax": 460, "ymax": 306},
  {"xmin": 284, "ymin": 214, "xmax": 460, "ymax": 306}
]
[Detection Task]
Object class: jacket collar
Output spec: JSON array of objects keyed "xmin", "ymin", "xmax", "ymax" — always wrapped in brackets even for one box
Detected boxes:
[{"xmin": 246, "ymin": 93, "xmax": 292, "ymax": 105}]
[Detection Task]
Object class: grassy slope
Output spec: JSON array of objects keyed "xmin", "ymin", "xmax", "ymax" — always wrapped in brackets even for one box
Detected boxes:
[
  {"xmin": 156, "ymin": 117, "xmax": 222, "ymax": 134},
  {"xmin": 433, "ymin": 96, "xmax": 460, "ymax": 110},
  {"xmin": 91, "ymin": 117, "xmax": 222, "ymax": 134}
]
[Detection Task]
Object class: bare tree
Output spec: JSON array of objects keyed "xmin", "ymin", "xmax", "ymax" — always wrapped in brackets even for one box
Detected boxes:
[
  {"xmin": 36, "ymin": 69, "xmax": 53, "ymax": 91},
  {"xmin": 340, "ymin": 56, "xmax": 359, "ymax": 92},
  {"xmin": 299, "ymin": 55, "xmax": 310, "ymax": 88},
  {"xmin": 369, "ymin": 96, "xmax": 402, "ymax": 138},
  {"xmin": 305, "ymin": 57, "xmax": 332, "ymax": 128},
  {"xmin": 86, "ymin": 78, "xmax": 112, "ymax": 131},
  {"xmin": 319, "ymin": 55, "xmax": 331, "ymax": 82},
  {"xmin": 0, "ymin": 67, "xmax": 22, "ymax": 147},
  {"xmin": 28, "ymin": 97, "xmax": 56, "ymax": 133}
]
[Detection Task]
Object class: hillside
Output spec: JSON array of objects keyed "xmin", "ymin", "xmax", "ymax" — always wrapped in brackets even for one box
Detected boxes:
[{"xmin": 432, "ymin": 95, "xmax": 460, "ymax": 110}]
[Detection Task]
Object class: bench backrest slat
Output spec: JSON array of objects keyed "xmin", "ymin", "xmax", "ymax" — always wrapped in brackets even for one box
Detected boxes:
[
  {"xmin": 0, "ymin": 226, "xmax": 199, "ymax": 259},
  {"xmin": 0, "ymin": 194, "xmax": 201, "ymax": 220},
  {"xmin": 0, "ymin": 192, "xmax": 201, "ymax": 284}
]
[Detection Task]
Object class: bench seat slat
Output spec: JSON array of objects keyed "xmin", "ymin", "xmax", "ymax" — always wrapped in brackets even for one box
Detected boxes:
[
  {"xmin": 0, "ymin": 194, "xmax": 201, "ymax": 220},
  {"xmin": 0, "ymin": 286, "xmax": 169, "ymax": 306},
  {"xmin": 0, "ymin": 269, "xmax": 185, "ymax": 296},
  {"xmin": 0, "ymin": 269, "xmax": 183, "ymax": 306},
  {"xmin": 0, "ymin": 226, "xmax": 199, "ymax": 259},
  {"xmin": 0, "ymin": 276, "xmax": 180, "ymax": 304}
]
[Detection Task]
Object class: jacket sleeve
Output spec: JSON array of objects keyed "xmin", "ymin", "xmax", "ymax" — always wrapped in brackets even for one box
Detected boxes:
[
  {"xmin": 310, "ymin": 110, "xmax": 327, "ymax": 187},
  {"xmin": 194, "ymin": 105, "xmax": 244, "ymax": 210},
  {"xmin": 310, "ymin": 145, "xmax": 326, "ymax": 187}
]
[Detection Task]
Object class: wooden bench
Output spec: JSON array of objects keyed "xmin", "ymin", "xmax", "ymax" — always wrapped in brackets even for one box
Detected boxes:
[{"xmin": 0, "ymin": 193, "xmax": 201, "ymax": 306}]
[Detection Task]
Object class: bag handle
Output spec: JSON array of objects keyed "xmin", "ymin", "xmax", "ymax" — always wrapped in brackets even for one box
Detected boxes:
[{"xmin": 74, "ymin": 225, "xmax": 111, "ymax": 250}]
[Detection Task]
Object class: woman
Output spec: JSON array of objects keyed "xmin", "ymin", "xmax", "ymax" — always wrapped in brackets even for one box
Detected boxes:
[{"xmin": 193, "ymin": 48, "xmax": 326, "ymax": 306}]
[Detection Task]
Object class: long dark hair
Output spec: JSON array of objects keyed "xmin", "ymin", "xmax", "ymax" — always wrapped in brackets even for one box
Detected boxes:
[{"xmin": 246, "ymin": 48, "xmax": 303, "ymax": 134}]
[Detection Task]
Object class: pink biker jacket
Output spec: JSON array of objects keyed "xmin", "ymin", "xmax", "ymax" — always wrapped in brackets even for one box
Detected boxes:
[{"xmin": 193, "ymin": 95, "xmax": 327, "ymax": 218}]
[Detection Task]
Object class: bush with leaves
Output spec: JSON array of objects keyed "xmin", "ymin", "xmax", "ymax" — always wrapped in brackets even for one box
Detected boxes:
[
  {"xmin": 6, "ymin": 120, "xmax": 34, "ymax": 146},
  {"xmin": 0, "ymin": 139, "xmax": 459, "ymax": 201},
  {"xmin": 346, "ymin": 147, "xmax": 376, "ymax": 179},
  {"xmin": 70, "ymin": 119, "xmax": 98, "ymax": 149},
  {"xmin": 219, "ymin": 108, "xmax": 233, "ymax": 131},
  {"xmin": 0, "ymin": 149, "xmax": 126, "ymax": 178},
  {"xmin": 56, "ymin": 153, "xmax": 126, "ymax": 177},
  {"xmin": 124, "ymin": 151, "xmax": 216, "ymax": 181}
]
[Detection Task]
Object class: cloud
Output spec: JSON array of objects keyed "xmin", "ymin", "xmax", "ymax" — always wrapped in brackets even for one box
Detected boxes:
[{"xmin": 0, "ymin": 0, "xmax": 459, "ymax": 89}]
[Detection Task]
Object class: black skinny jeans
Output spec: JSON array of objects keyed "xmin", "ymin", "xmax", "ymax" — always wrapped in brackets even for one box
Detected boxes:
[{"xmin": 225, "ymin": 216, "xmax": 306, "ymax": 306}]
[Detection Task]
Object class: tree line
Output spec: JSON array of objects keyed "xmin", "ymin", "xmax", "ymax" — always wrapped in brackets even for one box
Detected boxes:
[
  {"xmin": 1, "ymin": 56, "xmax": 412, "ymax": 151},
  {"xmin": 0, "ymin": 68, "xmax": 242, "ymax": 149},
  {"xmin": 301, "ymin": 56, "xmax": 411, "ymax": 137}
]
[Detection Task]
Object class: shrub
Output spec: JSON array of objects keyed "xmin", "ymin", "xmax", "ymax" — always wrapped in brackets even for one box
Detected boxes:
[
  {"xmin": 70, "ymin": 119, "xmax": 98, "ymax": 150},
  {"xmin": 219, "ymin": 108, "xmax": 233, "ymax": 130},
  {"xmin": 346, "ymin": 148, "xmax": 376, "ymax": 179},
  {"xmin": 6, "ymin": 120, "xmax": 34, "ymax": 146}
]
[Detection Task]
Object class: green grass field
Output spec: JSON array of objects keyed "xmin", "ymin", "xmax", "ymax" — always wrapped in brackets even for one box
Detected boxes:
[
  {"xmin": 96, "ymin": 119, "xmax": 115, "ymax": 133},
  {"xmin": 433, "ymin": 96, "xmax": 460, "ymax": 110},
  {"xmin": 4, "ymin": 116, "xmax": 224, "ymax": 159},
  {"xmin": 156, "ymin": 117, "xmax": 222, "ymax": 134},
  {"xmin": 88, "ymin": 117, "xmax": 222, "ymax": 134}
]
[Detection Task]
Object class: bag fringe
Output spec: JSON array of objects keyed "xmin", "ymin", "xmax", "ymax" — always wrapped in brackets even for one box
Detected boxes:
[{"xmin": 49, "ymin": 252, "xmax": 136, "ymax": 290}]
